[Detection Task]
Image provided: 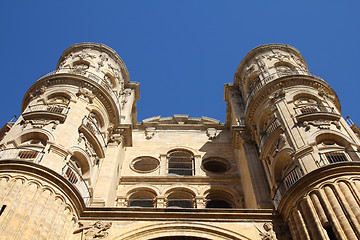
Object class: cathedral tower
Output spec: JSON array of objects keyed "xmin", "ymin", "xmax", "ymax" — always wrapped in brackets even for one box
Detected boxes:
[{"xmin": 226, "ymin": 44, "xmax": 360, "ymax": 239}]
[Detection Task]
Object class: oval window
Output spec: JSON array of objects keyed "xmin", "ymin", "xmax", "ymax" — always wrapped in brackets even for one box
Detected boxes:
[
  {"xmin": 202, "ymin": 157, "xmax": 229, "ymax": 174},
  {"xmin": 131, "ymin": 157, "xmax": 159, "ymax": 173}
]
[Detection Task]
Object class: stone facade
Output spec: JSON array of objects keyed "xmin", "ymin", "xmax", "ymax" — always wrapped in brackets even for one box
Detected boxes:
[{"xmin": 0, "ymin": 43, "xmax": 359, "ymax": 239}]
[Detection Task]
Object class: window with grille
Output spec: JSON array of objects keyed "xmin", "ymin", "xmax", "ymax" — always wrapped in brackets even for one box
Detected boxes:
[
  {"xmin": 65, "ymin": 167, "xmax": 78, "ymax": 184},
  {"xmin": 167, "ymin": 190, "xmax": 194, "ymax": 208},
  {"xmin": 168, "ymin": 150, "xmax": 194, "ymax": 176},
  {"xmin": 325, "ymin": 152, "xmax": 348, "ymax": 164},
  {"xmin": 18, "ymin": 150, "xmax": 38, "ymax": 160},
  {"xmin": 128, "ymin": 191, "xmax": 155, "ymax": 208}
]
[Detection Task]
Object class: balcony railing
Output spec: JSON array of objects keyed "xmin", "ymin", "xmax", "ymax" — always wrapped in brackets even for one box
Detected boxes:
[
  {"xmin": 294, "ymin": 104, "xmax": 334, "ymax": 116},
  {"xmin": 245, "ymin": 69, "xmax": 323, "ymax": 111},
  {"xmin": 24, "ymin": 103, "xmax": 69, "ymax": 116},
  {"xmin": 81, "ymin": 116, "xmax": 106, "ymax": 150},
  {"xmin": 62, "ymin": 162, "xmax": 91, "ymax": 206},
  {"xmin": 273, "ymin": 165, "xmax": 303, "ymax": 208},
  {"xmin": 318, "ymin": 150, "xmax": 360, "ymax": 167},
  {"xmin": 258, "ymin": 119, "xmax": 282, "ymax": 152},
  {"xmin": 37, "ymin": 68, "xmax": 120, "ymax": 113},
  {"xmin": 0, "ymin": 148, "xmax": 45, "ymax": 163}
]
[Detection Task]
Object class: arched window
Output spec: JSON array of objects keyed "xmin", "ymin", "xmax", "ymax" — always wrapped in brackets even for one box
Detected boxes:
[
  {"xmin": 168, "ymin": 150, "xmax": 194, "ymax": 176},
  {"xmin": 205, "ymin": 191, "xmax": 233, "ymax": 209},
  {"xmin": 167, "ymin": 190, "xmax": 194, "ymax": 208},
  {"xmin": 128, "ymin": 190, "xmax": 156, "ymax": 208}
]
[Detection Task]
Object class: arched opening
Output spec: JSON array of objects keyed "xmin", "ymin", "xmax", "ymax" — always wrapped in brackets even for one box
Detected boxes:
[
  {"xmin": 167, "ymin": 190, "xmax": 194, "ymax": 208},
  {"xmin": 128, "ymin": 190, "xmax": 156, "ymax": 208},
  {"xmin": 205, "ymin": 190, "xmax": 234, "ymax": 209},
  {"xmin": 168, "ymin": 150, "xmax": 194, "ymax": 176},
  {"xmin": 70, "ymin": 152, "xmax": 91, "ymax": 179}
]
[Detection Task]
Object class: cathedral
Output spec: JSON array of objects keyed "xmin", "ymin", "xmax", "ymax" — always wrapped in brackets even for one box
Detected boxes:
[{"xmin": 0, "ymin": 42, "xmax": 359, "ymax": 239}]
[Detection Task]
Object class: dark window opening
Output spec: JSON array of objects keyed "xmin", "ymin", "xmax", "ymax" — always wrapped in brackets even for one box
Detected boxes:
[
  {"xmin": 206, "ymin": 200, "xmax": 231, "ymax": 209},
  {"xmin": 0, "ymin": 205, "xmax": 6, "ymax": 216},
  {"xmin": 129, "ymin": 200, "xmax": 154, "ymax": 208},
  {"xmin": 324, "ymin": 225, "xmax": 337, "ymax": 240},
  {"xmin": 202, "ymin": 160, "xmax": 228, "ymax": 173},
  {"xmin": 168, "ymin": 150, "xmax": 194, "ymax": 176},
  {"xmin": 168, "ymin": 200, "xmax": 193, "ymax": 208}
]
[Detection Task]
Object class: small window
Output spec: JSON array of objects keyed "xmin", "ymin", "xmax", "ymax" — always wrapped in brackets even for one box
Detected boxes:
[
  {"xmin": 202, "ymin": 157, "xmax": 229, "ymax": 174},
  {"xmin": 0, "ymin": 205, "xmax": 6, "ymax": 216},
  {"xmin": 205, "ymin": 191, "xmax": 234, "ymax": 209},
  {"xmin": 168, "ymin": 150, "xmax": 194, "ymax": 176},
  {"xmin": 18, "ymin": 150, "xmax": 38, "ymax": 160},
  {"xmin": 128, "ymin": 191, "xmax": 155, "ymax": 208},
  {"xmin": 167, "ymin": 190, "xmax": 194, "ymax": 208},
  {"xmin": 65, "ymin": 167, "xmax": 78, "ymax": 184},
  {"xmin": 131, "ymin": 157, "xmax": 159, "ymax": 173}
]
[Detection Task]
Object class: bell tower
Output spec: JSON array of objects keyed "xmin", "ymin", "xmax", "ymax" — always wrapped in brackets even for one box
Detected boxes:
[
  {"xmin": 226, "ymin": 44, "xmax": 360, "ymax": 239},
  {"xmin": 0, "ymin": 43, "xmax": 139, "ymax": 239}
]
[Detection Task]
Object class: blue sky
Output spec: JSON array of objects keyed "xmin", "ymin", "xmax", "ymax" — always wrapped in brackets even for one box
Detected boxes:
[{"xmin": 0, "ymin": 1, "xmax": 359, "ymax": 126}]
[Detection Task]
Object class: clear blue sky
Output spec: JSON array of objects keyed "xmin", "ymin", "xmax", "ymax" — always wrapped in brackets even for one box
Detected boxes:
[{"xmin": 0, "ymin": 1, "xmax": 359, "ymax": 126}]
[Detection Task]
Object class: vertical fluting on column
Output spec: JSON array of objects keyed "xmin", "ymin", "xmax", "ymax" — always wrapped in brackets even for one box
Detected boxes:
[
  {"xmin": 310, "ymin": 192, "xmax": 329, "ymax": 227},
  {"xmin": 323, "ymin": 185, "xmax": 358, "ymax": 240},
  {"xmin": 292, "ymin": 208, "xmax": 311, "ymax": 240},
  {"xmin": 334, "ymin": 182, "xmax": 360, "ymax": 236},
  {"xmin": 288, "ymin": 215, "xmax": 301, "ymax": 240},
  {"xmin": 298, "ymin": 196, "xmax": 326, "ymax": 239}
]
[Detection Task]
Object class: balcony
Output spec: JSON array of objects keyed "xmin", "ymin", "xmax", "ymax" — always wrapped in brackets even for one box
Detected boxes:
[
  {"xmin": 0, "ymin": 148, "xmax": 45, "ymax": 163},
  {"xmin": 258, "ymin": 119, "xmax": 282, "ymax": 153},
  {"xmin": 245, "ymin": 69, "xmax": 323, "ymax": 111},
  {"xmin": 273, "ymin": 165, "xmax": 303, "ymax": 208},
  {"xmin": 293, "ymin": 104, "xmax": 340, "ymax": 122},
  {"xmin": 37, "ymin": 68, "xmax": 120, "ymax": 112},
  {"xmin": 79, "ymin": 116, "xmax": 106, "ymax": 156},
  {"xmin": 22, "ymin": 104, "xmax": 70, "ymax": 121},
  {"xmin": 62, "ymin": 163, "xmax": 91, "ymax": 206},
  {"xmin": 318, "ymin": 150, "xmax": 360, "ymax": 167}
]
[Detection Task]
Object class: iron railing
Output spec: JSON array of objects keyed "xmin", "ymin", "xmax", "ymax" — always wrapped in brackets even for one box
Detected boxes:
[
  {"xmin": 273, "ymin": 165, "xmax": 303, "ymax": 208},
  {"xmin": 245, "ymin": 69, "xmax": 323, "ymax": 111},
  {"xmin": 259, "ymin": 119, "xmax": 282, "ymax": 152},
  {"xmin": 23, "ymin": 104, "xmax": 70, "ymax": 115},
  {"xmin": 0, "ymin": 148, "xmax": 45, "ymax": 163},
  {"xmin": 293, "ymin": 104, "xmax": 335, "ymax": 117},
  {"xmin": 62, "ymin": 162, "xmax": 91, "ymax": 206},
  {"xmin": 81, "ymin": 116, "xmax": 107, "ymax": 149},
  {"xmin": 37, "ymin": 68, "xmax": 121, "ymax": 112},
  {"xmin": 318, "ymin": 150, "xmax": 360, "ymax": 167}
]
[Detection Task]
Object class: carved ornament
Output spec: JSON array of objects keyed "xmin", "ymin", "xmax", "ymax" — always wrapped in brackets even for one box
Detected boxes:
[
  {"xmin": 258, "ymin": 222, "xmax": 277, "ymax": 240},
  {"xmin": 77, "ymin": 88, "xmax": 95, "ymax": 103},
  {"xmin": 144, "ymin": 127, "xmax": 156, "ymax": 140},
  {"xmin": 303, "ymin": 120, "xmax": 340, "ymax": 131},
  {"xmin": 206, "ymin": 127, "xmax": 219, "ymax": 140},
  {"xmin": 21, "ymin": 119, "xmax": 60, "ymax": 130},
  {"xmin": 74, "ymin": 221, "xmax": 112, "ymax": 239}
]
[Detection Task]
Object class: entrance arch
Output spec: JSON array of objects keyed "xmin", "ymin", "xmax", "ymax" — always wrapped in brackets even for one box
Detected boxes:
[{"xmin": 115, "ymin": 222, "xmax": 252, "ymax": 240}]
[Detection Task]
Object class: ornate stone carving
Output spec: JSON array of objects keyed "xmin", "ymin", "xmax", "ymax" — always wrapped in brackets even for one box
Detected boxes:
[
  {"xmin": 121, "ymin": 89, "xmax": 131, "ymax": 109},
  {"xmin": 47, "ymin": 96, "xmax": 70, "ymax": 105},
  {"xmin": 206, "ymin": 127, "xmax": 219, "ymax": 140},
  {"xmin": 266, "ymin": 52, "xmax": 290, "ymax": 62},
  {"xmin": 303, "ymin": 120, "xmax": 340, "ymax": 131},
  {"xmin": 258, "ymin": 223, "xmax": 277, "ymax": 240},
  {"xmin": 97, "ymin": 54, "xmax": 109, "ymax": 71},
  {"xmin": 74, "ymin": 221, "xmax": 112, "ymax": 239},
  {"xmin": 269, "ymin": 89, "xmax": 285, "ymax": 103},
  {"xmin": 145, "ymin": 127, "xmax": 156, "ymax": 140},
  {"xmin": 318, "ymin": 87, "xmax": 335, "ymax": 100},
  {"xmin": 21, "ymin": 119, "xmax": 59, "ymax": 130},
  {"xmin": 72, "ymin": 51, "xmax": 96, "ymax": 61},
  {"xmin": 29, "ymin": 86, "xmax": 46, "ymax": 99},
  {"xmin": 77, "ymin": 88, "xmax": 95, "ymax": 103},
  {"xmin": 108, "ymin": 128, "xmax": 125, "ymax": 145},
  {"xmin": 78, "ymin": 132, "xmax": 97, "ymax": 159}
]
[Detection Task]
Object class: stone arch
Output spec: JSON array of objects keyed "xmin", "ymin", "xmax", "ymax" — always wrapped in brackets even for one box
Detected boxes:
[
  {"xmin": 274, "ymin": 61, "xmax": 296, "ymax": 71},
  {"xmin": 203, "ymin": 189, "xmax": 235, "ymax": 209},
  {"xmin": 126, "ymin": 187, "xmax": 157, "ymax": 208},
  {"xmin": 115, "ymin": 222, "xmax": 250, "ymax": 240},
  {"xmin": 69, "ymin": 150, "xmax": 92, "ymax": 179},
  {"xmin": 163, "ymin": 185, "xmax": 198, "ymax": 197},
  {"xmin": 14, "ymin": 128, "xmax": 54, "ymax": 148},
  {"xmin": 44, "ymin": 89, "xmax": 74, "ymax": 105},
  {"xmin": 87, "ymin": 106, "xmax": 108, "ymax": 131}
]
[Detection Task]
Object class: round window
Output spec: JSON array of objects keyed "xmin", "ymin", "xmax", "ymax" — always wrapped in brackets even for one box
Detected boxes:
[
  {"xmin": 131, "ymin": 157, "xmax": 159, "ymax": 173},
  {"xmin": 202, "ymin": 158, "xmax": 229, "ymax": 174}
]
